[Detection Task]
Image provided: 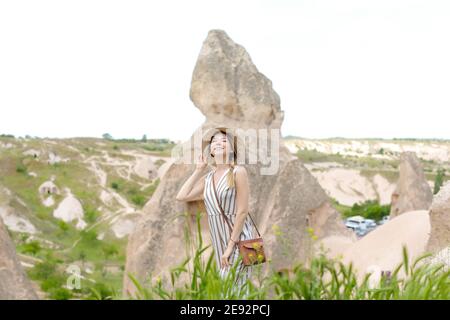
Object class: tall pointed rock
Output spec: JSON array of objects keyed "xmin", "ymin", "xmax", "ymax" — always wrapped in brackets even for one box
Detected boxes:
[{"xmin": 390, "ymin": 152, "xmax": 433, "ymax": 218}]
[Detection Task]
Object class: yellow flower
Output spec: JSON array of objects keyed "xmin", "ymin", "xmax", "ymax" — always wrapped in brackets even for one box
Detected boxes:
[
  {"xmin": 307, "ymin": 227, "xmax": 318, "ymax": 241},
  {"xmin": 272, "ymin": 224, "xmax": 283, "ymax": 236}
]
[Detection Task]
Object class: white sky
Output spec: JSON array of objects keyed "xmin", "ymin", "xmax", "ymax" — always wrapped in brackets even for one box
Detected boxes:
[{"xmin": 1, "ymin": 0, "xmax": 449, "ymax": 141}]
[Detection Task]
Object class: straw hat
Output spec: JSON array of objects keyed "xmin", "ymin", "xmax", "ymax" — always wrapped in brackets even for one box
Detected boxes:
[{"xmin": 201, "ymin": 127, "xmax": 244, "ymax": 165}]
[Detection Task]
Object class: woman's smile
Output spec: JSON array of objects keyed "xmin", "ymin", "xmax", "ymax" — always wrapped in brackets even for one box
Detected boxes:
[{"xmin": 211, "ymin": 135, "xmax": 229, "ymax": 156}]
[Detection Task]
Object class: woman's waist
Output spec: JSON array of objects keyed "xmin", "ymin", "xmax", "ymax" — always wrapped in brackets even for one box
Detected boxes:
[{"xmin": 207, "ymin": 211, "xmax": 236, "ymax": 216}]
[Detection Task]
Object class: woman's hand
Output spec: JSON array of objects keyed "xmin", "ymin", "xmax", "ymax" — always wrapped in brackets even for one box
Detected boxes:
[
  {"xmin": 196, "ymin": 154, "xmax": 207, "ymax": 171},
  {"xmin": 220, "ymin": 246, "xmax": 234, "ymax": 268}
]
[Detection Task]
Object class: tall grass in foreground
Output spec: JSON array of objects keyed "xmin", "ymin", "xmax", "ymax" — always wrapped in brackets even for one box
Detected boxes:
[{"xmin": 121, "ymin": 212, "xmax": 449, "ymax": 300}]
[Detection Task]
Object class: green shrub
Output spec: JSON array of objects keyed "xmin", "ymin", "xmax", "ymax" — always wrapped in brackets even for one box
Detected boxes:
[
  {"xmin": 58, "ymin": 221, "xmax": 69, "ymax": 232},
  {"xmin": 29, "ymin": 260, "xmax": 57, "ymax": 280},
  {"xmin": 41, "ymin": 276, "xmax": 63, "ymax": 292},
  {"xmin": 111, "ymin": 182, "xmax": 120, "ymax": 190},
  {"xmin": 80, "ymin": 229, "xmax": 99, "ymax": 243},
  {"xmin": 88, "ymin": 282, "xmax": 115, "ymax": 300},
  {"xmin": 102, "ymin": 243, "xmax": 119, "ymax": 259},
  {"xmin": 28, "ymin": 257, "xmax": 74, "ymax": 300},
  {"xmin": 85, "ymin": 207, "xmax": 100, "ymax": 224},
  {"xmin": 16, "ymin": 163, "xmax": 27, "ymax": 173},
  {"xmin": 131, "ymin": 194, "xmax": 146, "ymax": 207},
  {"xmin": 434, "ymin": 168, "xmax": 446, "ymax": 195},
  {"xmin": 20, "ymin": 240, "xmax": 42, "ymax": 256},
  {"xmin": 20, "ymin": 233, "xmax": 30, "ymax": 242},
  {"xmin": 49, "ymin": 287, "xmax": 73, "ymax": 300},
  {"xmin": 78, "ymin": 251, "xmax": 87, "ymax": 262},
  {"xmin": 343, "ymin": 200, "xmax": 390, "ymax": 221}
]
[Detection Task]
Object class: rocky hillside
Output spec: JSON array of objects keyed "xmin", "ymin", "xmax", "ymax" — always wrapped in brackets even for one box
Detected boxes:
[
  {"xmin": 285, "ymin": 137, "xmax": 450, "ymax": 206},
  {"xmin": 1, "ymin": 134, "xmax": 449, "ymax": 298},
  {"xmin": 0, "ymin": 135, "xmax": 174, "ymax": 299}
]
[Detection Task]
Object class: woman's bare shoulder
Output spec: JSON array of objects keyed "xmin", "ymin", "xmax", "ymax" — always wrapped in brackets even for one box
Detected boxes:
[{"xmin": 233, "ymin": 165, "xmax": 248, "ymax": 177}]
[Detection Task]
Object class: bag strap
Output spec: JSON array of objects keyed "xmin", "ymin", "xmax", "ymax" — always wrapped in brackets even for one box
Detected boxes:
[{"xmin": 211, "ymin": 170, "xmax": 261, "ymax": 239}]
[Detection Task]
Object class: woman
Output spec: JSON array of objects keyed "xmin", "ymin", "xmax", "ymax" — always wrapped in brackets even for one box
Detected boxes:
[{"xmin": 176, "ymin": 127, "xmax": 254, "ymax": 295}]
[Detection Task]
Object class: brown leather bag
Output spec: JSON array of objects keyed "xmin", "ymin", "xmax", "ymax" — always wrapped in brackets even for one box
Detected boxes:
[{"xmin": 212, "ymin": 173, "xmax": 266, "ymax": 266}]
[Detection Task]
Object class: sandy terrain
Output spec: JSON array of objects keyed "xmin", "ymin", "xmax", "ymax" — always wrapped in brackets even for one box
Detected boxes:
[
  {"xmin": 0, "ymin": 206, "xmax": 37, "ymax": 234},
  {"xmin": 310, "ymin": 168, "xmax": 396, "ymax": 206},
  {"xmin": 339, "ymin": 210, "xmax": 431, "ymax": 281},
  {"xmin": 315, "ymin": 235, "xmax": 356, "ymax": 259},
  {"xmin": 53, "ymin": 188, "xmax": 87, "ymax": 230}
]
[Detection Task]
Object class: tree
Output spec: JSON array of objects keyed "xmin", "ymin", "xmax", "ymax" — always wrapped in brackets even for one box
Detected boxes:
[
  {"xmin": 434, "ymin": 168, "xmax": 446, "ymax": 195},
  {"xmin": 142, "ymin": 134, "xmax": 147, "ymax": 142},
  {"xmin": 102, "ymin": 133, "xmax": 113, "ymax": 140},
  {"xmin": 343, "ymin": 200, "xmax": 390, "ymax": 221}
]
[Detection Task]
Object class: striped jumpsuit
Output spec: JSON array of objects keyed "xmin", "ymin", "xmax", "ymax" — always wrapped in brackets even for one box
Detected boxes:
[{"xmin": 203, "ymin": 166, "xmax": 254, "ymax": 293}]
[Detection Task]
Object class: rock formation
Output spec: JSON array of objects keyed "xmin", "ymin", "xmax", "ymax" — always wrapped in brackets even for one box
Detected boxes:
[
  {"xmin": 390, "ymin": 152, "xmax": 432, "ymax": 217},
  {"xmin": 23, "ymin": 149, "xmax": 41, "ymax": 158},
  {"xmin": 0, "ymin": 185, "xmax": 37, "ymax": 234},
  {"xmin": 426, "ymin": 181, "xmax": 450, "ymax": 254},
  {"xmin": 133, "ymin": 157, "xmax": 157, "ymax": 180},
  {"xmin": 425, "ymin": 246, "xmax": 450, "ymax": 271},
  {"xmin": 189, "ymin": 30, "xmax": 284, "ymax": 129},
  {"xmin": 47, "ymin": 152, "xmax": 67, "ymax": 165},
  {"xmin": 53, "ymin": 188, "xmax": 86, "ymax": 230},
  {"xmin": 123, "ymin": 29, "xmax": 353, "ymax": 296},
  {"xmin": 38, "ymin": 181, "xmax": 60, "ymax": 196},
  {"xmin": 0, "ymin": 217, "xmax": 39, "ymax": 299}
]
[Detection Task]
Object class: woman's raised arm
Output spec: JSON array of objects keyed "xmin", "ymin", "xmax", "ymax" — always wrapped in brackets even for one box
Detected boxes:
[{"xmin": 175, "ymin": 154, "xmax": 207, "ymax": 202}]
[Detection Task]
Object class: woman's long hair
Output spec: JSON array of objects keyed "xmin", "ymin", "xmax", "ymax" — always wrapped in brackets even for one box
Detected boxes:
[{"xmin": 208, "ymin": 128, "xmax": 238, "ymax": 188}]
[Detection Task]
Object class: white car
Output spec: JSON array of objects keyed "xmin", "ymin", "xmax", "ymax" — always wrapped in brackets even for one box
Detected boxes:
[
  {"xmin": 345, "ymin": 216, "xmax": 367, "ymax": 231},
  {"xmin": 378, "ymin": 215, "xmax": 390, "ymax": 225},
  {"xmin": 356, "ymin": 227, "xmax": 369, "ymax": 237},
  {"xmin": 365, "ymin": 219, "xmax": 377, "ymax": 229}
]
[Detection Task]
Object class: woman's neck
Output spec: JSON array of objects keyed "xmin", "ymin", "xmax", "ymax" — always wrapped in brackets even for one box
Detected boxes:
[{"xmin": 214, "ymin": 163, "xmax": 231, "ymax": 171}]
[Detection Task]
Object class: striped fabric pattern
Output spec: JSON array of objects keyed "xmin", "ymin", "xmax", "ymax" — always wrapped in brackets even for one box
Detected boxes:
[{"xmin": 203, "ymin": 166, "xmax": 254, "ymax": 291}]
